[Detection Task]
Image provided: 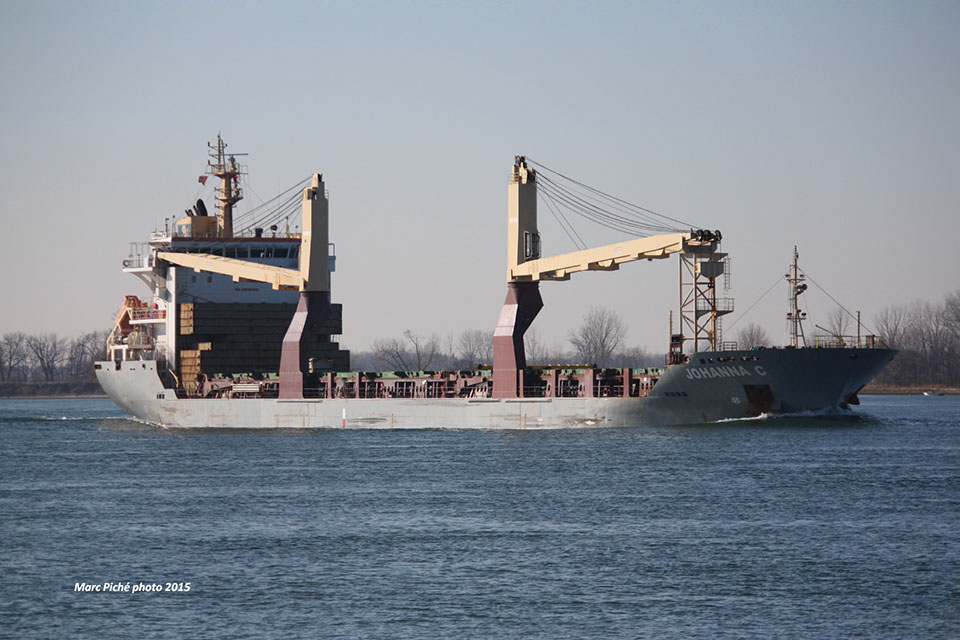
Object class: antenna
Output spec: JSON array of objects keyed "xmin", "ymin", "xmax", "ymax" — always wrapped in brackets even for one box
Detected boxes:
[
  {"xmin": 206, "ymin": 133, "xmax": 246, "ymax": 238},
  {"xmin": 787, "ymin": 246, "xmax": 808, "ymax": 347}
]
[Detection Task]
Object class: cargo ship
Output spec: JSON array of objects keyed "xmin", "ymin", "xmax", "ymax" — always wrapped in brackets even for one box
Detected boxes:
[{"xmin": 95, "ymin": 137, "xmax": 895, "ymax": 428}]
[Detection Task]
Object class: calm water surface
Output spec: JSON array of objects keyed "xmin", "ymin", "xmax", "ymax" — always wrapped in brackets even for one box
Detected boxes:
[{"xmin": 1, "ymin": 396, "xmax": 957, "ymax": 638}]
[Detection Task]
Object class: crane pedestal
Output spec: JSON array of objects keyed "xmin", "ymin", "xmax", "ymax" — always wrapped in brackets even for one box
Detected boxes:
[
  {"xmin": 279, "ymin": 291, "xmax": 332, "ymax": 399},
  {"xmin": 492, "ymin": 282, "xmax": 543, "ymax": 398}
]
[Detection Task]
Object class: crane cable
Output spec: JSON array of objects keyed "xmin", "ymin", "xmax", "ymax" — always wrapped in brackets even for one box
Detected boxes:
[
  {"xmin": 536, "ymin": 175, "xmax": 680, "ymax": 236},
  {"xmin": 233, "ymin": 176, "xmax": 310, "ymax": 227},
  {"xmin": 539, "ymin": 188, "xmax": 587, "ymax": 250},
  {"xmin": 537, "ymin": 172, "xmax": 683, "ymax": 233},
  {"xmin": 526, "ymin": 158, "xmax": 698, "ymax": 231},
  {"xmin": 236, "ymin": 188, "xmax": 303, "ymax": 235}
]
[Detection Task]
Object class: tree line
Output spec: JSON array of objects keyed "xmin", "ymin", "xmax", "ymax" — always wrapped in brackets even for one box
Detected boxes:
[
  {"xmin": 871, "ymin": 290, "xmax": 960, "ymax": 387},
  {"xmin": 358, "ymin": 307, "xmax": 660, "ymax": 372},
  {"xmin": 0, "ymin": 331, "xmax": 109, "ymax": 383},
  {"xmin": 365, "ymin": 291, "xmax": 960, "ymax": 389},
  {"xmin": 5, "ymin": 290, "xmax": 957, "ymax": 387}
]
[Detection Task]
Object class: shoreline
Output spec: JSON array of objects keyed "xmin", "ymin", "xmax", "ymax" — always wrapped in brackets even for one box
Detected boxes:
[
  {"xmin": 0, "ymin": 382, "xmax": 106, "ymax": 399},
  {"xmin": 862, "ymin": 385, "xmax": 960, "ymax": 396},
  {"xmin": 0, "ymin": 394, "xmax": 109, "ymax": 399}
]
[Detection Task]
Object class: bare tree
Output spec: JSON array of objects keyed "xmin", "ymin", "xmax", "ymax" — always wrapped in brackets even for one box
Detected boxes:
[
  {"xmin": 372, "ymin": 337, "xmax": 411, "ymax": 371},
  {"xmin": 27, "ymin": 333, "xmax": 68, "ymax": 381},
  {"xmin": 945, "ymin": 290, "xmax": 960, "ymax": 341},
  {"xmin": 826, "ymin": 307, "xmax": 850, "ymax": 337},
  {"xmin": 874, "ymin": 304, "xmax": 909, "ymax": 348},
  {"xmin": 84, "ymin": 329, "xmax": 110, "ymax": 363},
  {"xmin": 569, "ymin": 306, "xmax": 626, "ymax": 367},
  {"xmin": 65, "ymin": 336, "xmax": 88, "ymax": 380},
  {"xmin": 523, "ymin": 328, "xmax": 542, "ymax": 364},
  {"xmin": 0, "ymin": 332, "xmax": 29, "ymax": 381},
  {"xmin": 912, "ymin": 300, "xmax": 952, "ymax": 383},
  {"xmin": 442, "ymin": 333, "xmax": 456, "ymax": 363},
  {"xmin": 406, "ymin": 330, "xmax": 440, "ymax": 371},
  {"xmin": 372, "ymin": 330, "xmax": 440, "ymax": 372},
  {"xmin": 457, "ymin": 329, "xmax": 493, "ymax": 367},
  {"xmin": 522, "ymin": 329, "xmax": 569, "ymax": 365},
  {"xmin": 522, "ymin": 328, "xmax": 553, "ymax": 365},
  {"xmin": 737, "ymin": 323, "xmax": 770, "ymax": 349},
  {"xmin": 64, "ymin": 330, "xmax": 110, "ymax": 380}
]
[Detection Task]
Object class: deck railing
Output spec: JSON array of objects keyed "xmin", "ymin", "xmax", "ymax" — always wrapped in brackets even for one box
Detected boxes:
[
  {"xmin": 128, "ymin": 308, "xmax": 166, "ymax": 321},
  {"xmin": 811, "ymin": 334, "xmax": 884, "ymax": 349}
]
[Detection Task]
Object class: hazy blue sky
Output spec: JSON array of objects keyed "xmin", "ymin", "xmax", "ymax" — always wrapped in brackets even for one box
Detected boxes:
[{"xmin": 1, "ymin": 0, "xmax": 957, "ymax": 353}]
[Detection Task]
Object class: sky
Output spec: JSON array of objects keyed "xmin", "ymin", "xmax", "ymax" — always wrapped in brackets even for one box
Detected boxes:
[{"xmin": 1, "ymin": 0, "xmax": 958, "ymax": 355}]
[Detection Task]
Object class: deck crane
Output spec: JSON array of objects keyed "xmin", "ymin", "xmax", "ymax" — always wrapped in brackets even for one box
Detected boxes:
[
  {"xmin": 156, "ymin": 173, "xmax": 332, "ymax": 399},
  {"xmin": 492, "ymin": 156, "xmax": 729, "ymax": 398},
  {"xmin": 154, "ymin": 157, "xmax": 729, "ymax": 401}
]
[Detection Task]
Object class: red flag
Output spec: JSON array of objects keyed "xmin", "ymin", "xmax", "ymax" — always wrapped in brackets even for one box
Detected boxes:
[{"xmin": 198, "ymin": 175, "xmax": 208, "ymax": 185}]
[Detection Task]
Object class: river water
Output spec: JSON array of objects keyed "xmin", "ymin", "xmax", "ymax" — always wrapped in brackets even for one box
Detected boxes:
[{"xmin": 1, "ymin": 396, "xmax": 957, "ymax": 638}]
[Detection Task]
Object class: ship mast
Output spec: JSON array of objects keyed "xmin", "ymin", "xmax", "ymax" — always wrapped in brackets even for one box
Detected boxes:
[
  {"xmin": 787, "ymin": 246, "xmax": 808, "ymax": 347},
  {"xmin": 207, "ymin": 134, "xmax": 245, "ymax": 238}
]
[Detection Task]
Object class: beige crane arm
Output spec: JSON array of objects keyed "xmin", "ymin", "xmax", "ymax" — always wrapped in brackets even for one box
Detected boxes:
[
  {"xmin": 505, "ymin": 157, "xmax": 720, "ymax": 283},
  {"xmin": 509, "ymin": 232, "xmax": 714, "ymax": 281},
  {"xmin": 156, "ymin": 252, "xmax": 303, "ymax": 290},
  {"xmin": 156, "ymin": 174, "xmax": 330, "ymax": 293}
]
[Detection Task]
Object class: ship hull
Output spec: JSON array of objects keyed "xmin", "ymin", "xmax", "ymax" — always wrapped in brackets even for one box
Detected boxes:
[{"xmin": 96, "ymin": 347, "xmax": 895, "ymax": 429}]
